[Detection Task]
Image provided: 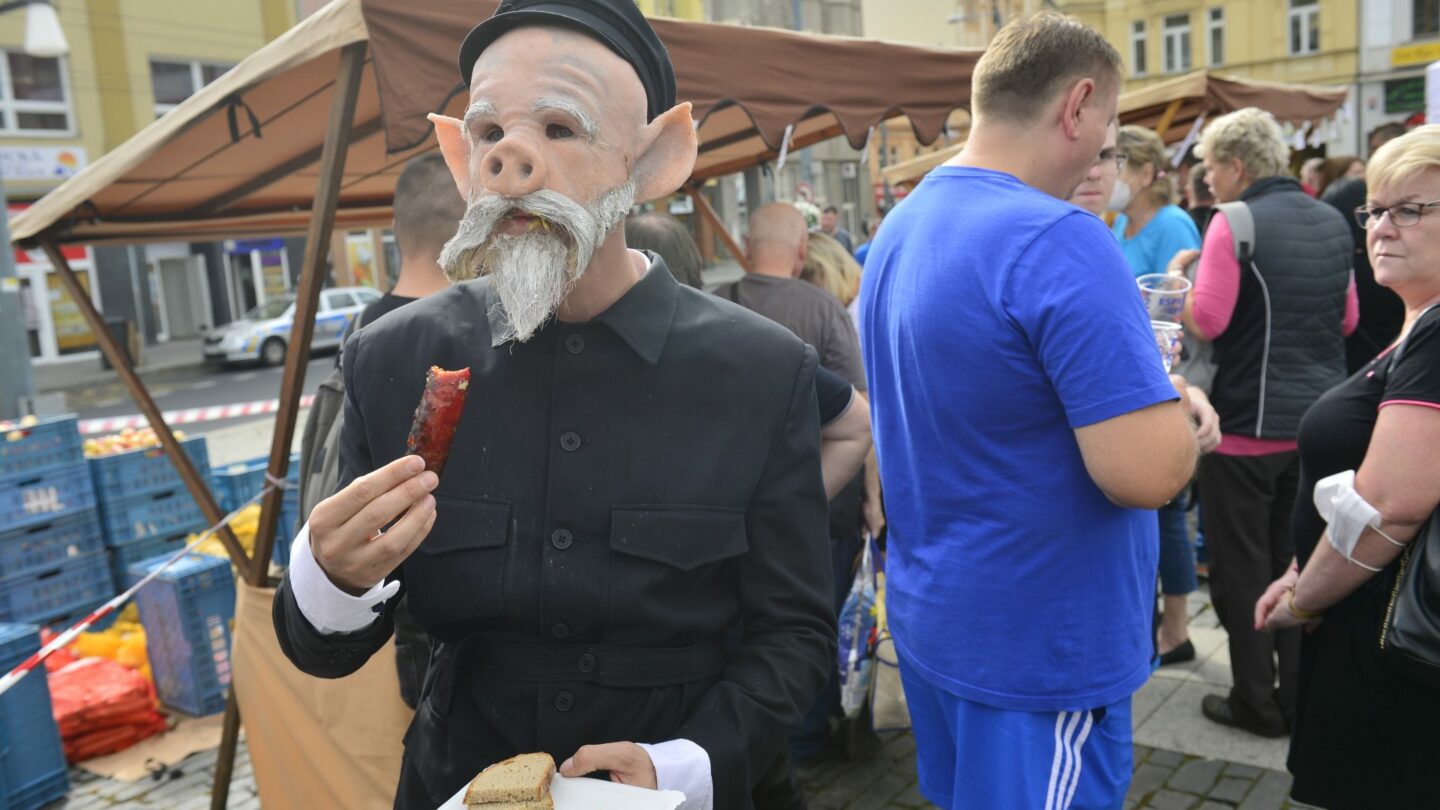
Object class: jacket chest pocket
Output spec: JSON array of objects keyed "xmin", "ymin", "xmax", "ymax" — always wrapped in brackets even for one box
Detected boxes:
[
  {"xmin": 608, "ymin": 506, "xmax": 748, "ymax": 627},
  {"xmin": 407, "ymin": 495, "xmax": 510, "ymax": 624}
]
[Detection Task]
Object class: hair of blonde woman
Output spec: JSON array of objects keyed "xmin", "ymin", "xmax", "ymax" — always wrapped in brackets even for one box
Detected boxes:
[
  {"xmin": 1195, "ymin": 108, "xmax": 1290, "ymax": 182},
  {"xmin": 1117, "ymin": 125, "xmax": 1176, "ymax": 207},
  {"xmin": 801, "ymin": 231, "xmax": 862, "ymax": 307},
  {"xmin": 1367, "ymin": 124, "xmax": 1440, "ymax": 194},
  {"xmin": 971, "ymin": 11, "xmax": 1122, "ymax": 126}
]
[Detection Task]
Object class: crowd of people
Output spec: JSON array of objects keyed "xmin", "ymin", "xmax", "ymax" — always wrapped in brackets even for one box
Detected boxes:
[{"xmin": 272, "ymin": 2, "xmax": 1438, "ymax": 809}]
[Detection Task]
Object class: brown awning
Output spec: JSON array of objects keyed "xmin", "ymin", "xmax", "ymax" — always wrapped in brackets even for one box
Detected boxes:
[
  {"xmin": 1119, "ymin": 70, "xmax": 1349, "ymax": 145},
  {"xmin": 12, "ymin": 0, "xmax": 979, "ymax": 247}
]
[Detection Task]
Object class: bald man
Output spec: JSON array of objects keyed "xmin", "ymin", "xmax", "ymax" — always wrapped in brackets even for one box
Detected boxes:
[
  {"xmin": 715, "ymin": 202, "xmax": 868, "ymax": 769},
  {"xmin": 717, "ymin": 203, "xmax": 865, "ymax": 389}
]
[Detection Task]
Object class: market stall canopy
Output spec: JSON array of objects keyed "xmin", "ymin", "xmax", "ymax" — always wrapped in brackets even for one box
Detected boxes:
[
  {"xmin": 1120, "ymin": 70, "xmax": 1349, "ymax": 146},
  {"xmin": 11, "ymin": 0, "xmax": 979, "ymax": 247}
]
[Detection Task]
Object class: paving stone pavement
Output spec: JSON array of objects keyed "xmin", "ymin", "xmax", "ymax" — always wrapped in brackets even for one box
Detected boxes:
[
  {"xmin": 41, "ymin": 732, "xmax": 1312, "ymax": 810},
  {"xmin": 43, "ymin": 585, "xmax": 1315, "ymax": 809}
]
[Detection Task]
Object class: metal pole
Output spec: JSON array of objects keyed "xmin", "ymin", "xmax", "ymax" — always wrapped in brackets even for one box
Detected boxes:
[{"xmin": 0, "ymin": 176, "xmax": 36, "ymax": 419}]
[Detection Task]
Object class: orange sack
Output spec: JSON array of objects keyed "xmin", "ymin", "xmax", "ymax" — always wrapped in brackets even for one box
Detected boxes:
[{"xmin": 48, "ymin": 657, "xmax": 168, "ymax": 762}]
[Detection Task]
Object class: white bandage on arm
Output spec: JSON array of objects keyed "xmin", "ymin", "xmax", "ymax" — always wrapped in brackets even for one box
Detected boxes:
[{"xmin": 1314, "ymin": 470, "xmax": 1404, "ymax": 573}]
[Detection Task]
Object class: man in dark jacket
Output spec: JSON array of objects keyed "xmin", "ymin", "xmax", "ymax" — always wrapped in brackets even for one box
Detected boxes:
[{"xmin": 272, "ymin": 3, "xmax": 835, "ymax": 809}]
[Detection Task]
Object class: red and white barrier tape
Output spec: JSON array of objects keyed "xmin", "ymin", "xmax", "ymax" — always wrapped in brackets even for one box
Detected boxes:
[
  {"xmin": 0, "ymin": 481, "xmax": 288, "ymax": 698},
  {"xmin": 79, "ymin": 394, "xmax": 316, "ymax": 435}
]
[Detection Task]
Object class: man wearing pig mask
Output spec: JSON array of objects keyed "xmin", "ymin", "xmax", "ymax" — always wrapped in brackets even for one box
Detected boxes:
[{"xmin": 272, "ymin": 2, "xmax": 836, "ymax": 809}]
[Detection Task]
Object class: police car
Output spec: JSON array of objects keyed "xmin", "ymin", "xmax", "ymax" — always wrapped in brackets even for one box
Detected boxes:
[{"xmin": 202, "ymin": 287, "xmax": 381, "ymax": 366}]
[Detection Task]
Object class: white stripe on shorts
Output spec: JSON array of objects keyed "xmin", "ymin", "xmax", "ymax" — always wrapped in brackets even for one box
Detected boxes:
[
  {"xmin": 1045, "ymin": 710, "xmax": 1095, "ymax": 810},
  {"xmin": 1045, "ymin": 711, "xmax": 1078, "ymax": 810},
  {"xmin": 1062, "ymin": 710, "xmax": 1097, "ymax": 809}
]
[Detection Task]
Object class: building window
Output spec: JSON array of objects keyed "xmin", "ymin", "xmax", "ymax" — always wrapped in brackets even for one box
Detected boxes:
[
  {"xmin": 1418, "ymin": 0, "xmax": 1440, "ymax": 38},
  {"xmin": 1207, "ymin": 8, "xmax": 1225, "ymax": 66},
  {"xmin": 151, "ymin": 60, "xmax": 235, "ymax": 117},
  {"xmin": 1163, "ymin": 14, "xmax": 1192, "ymax": 73},
  {"xmin": 1289, "ymin": 0, "xmax": 1320, "ymax": 55},
  {"xmin": 0, "ymin": 51, "xmax": 73, "ymax": 135},
  {"xmin": 1131, "ymin": 20, "xmax": 1147, "ymax": 76}
]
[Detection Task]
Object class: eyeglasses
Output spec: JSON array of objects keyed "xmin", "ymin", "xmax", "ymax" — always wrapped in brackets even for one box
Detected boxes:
[
  {"xmin": 1353, "ymin": 200, "xmax": 1440, "ymax": 228},
  {"xmin": 1095, "ymin": 148, "xmax": 1127, "ymax": 171}
]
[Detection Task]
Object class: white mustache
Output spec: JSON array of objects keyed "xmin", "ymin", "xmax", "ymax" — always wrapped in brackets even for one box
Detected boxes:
[{"xmin": 437, "ymin": 181, "xmax": 637, "ymax": 343}]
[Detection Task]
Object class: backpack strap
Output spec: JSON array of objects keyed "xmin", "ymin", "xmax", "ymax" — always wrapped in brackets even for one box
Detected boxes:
[{"xmin": 1214, "ymin": 200, "xmax": 1255, "ymax": 264}]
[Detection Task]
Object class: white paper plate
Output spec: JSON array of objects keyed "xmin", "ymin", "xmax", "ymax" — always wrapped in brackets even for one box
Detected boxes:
[{"xmin": 438, "ymin": 773, "xmax": 686, "ymax": 810}]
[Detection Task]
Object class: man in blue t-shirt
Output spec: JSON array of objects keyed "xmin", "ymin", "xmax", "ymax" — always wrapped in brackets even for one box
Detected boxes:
[{"xmin": 859, "ymin": 12, "xmax": 1199, "ymax": 809}]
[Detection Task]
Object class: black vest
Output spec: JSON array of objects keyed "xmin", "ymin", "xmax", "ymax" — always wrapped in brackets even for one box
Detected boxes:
[{"xmin": 1210, "ymin": 177, "xmax": 1351, "ymax": 439}]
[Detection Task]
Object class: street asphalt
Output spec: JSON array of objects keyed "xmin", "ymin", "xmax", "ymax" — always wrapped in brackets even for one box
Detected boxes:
[{"xmin": 38, "ymin": 351, "xmax": 335, "ymax": 435}]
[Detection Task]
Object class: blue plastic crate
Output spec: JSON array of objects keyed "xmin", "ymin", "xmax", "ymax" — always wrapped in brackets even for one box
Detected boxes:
[
  {"xmin": 0, "ymin": 552, "xmax": 113, "ymax": 626},
  {"xmin": 0, "ymin": 624, "xmax": 69, "ymax": 810},
  {"xmin": 97, "ymin": 486, "xmax": 207, "ymax": 546},
  {"xmin": 1, "ymin": 770, "xmax": 69, "ymax": 810},
  {"xmin": 87, "ymin": 435, "xmax": 210, "ymax": 502},
  {"xmin": 0, "ymin": 416, "xmax": 82, "ymax": 483},
  {"xmin": 209, "ymin": 453, "xmax": 300, "ymax": 513},
  {"xmin": 0, "ymin": 463, "xmax": 97, "ymax": 535},
  {"xmin": 107, "ymin": 529, "xmax": 196, "ymax": 592},
  {"xmin": 127, "ymin": 553, "xmax": 234, "ymax": 716},
  {"xmin": 0, "ymin": 508, "xmax": 106, "ymax": 581}
]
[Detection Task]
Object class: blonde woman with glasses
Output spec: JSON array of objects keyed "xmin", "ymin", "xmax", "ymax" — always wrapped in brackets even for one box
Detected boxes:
[{"xmin": 1253, "ymin": 124, "xmax": 1440, "ymax": 810}]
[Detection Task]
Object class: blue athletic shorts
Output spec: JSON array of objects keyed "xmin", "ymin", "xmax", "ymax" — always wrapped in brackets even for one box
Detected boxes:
[{"xmin": 901, "ymin": 663, "xmax": 1133, "ymax": 809}]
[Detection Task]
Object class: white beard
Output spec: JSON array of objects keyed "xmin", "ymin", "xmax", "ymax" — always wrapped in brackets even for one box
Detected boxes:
[{"xmin": 439, "ymin": 180, "xmax": 638, "ymax": 343}]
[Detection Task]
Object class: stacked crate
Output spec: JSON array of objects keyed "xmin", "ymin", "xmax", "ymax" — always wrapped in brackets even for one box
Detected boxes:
[
  {"xmin": 125, "ymin": 553, "xmax": 234, "ymax": 716},
  {"xmin": 0, "ymin": 417, "xmax": 112, "ymax": 625},
  {"xmin": 0, "ymin": 624, "xmax": 70, "ymax": 810},
  {"xmin": 209, "ymin": 453, "xmax": 301, "ymax": 566},
  {"xmin": 89, "ymin": 436, "xmax": 211, "ymax": 590}
]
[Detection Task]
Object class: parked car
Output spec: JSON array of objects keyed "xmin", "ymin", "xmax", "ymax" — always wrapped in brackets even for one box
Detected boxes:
[{"xmin": 202, "ymin": 287, "xmax": 382, "ymax": 366}]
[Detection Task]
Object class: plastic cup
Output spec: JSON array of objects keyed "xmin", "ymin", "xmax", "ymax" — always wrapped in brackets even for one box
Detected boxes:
[
  {"xmin": 1137, "ymin": 274, "xmax": 1192, "ymax": 322},
  {"xmin": 1152, "ymin": 320, "xmax": 1183, "ymax": 373}
]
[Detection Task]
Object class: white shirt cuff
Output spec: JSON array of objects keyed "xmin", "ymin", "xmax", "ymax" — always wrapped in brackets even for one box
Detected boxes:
[
  {"xmin": 288, "ymin": 521, "xmax": 399, "ymax": 635},
  {"xmin": 637, "ymin": 739, "xmax": 712, "ymax": 810}
]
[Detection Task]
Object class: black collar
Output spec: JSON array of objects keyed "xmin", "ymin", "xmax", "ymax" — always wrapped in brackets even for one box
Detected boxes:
[{"xmin": 487, "ymin": 250, "xmax": 678, "ymax": 365}]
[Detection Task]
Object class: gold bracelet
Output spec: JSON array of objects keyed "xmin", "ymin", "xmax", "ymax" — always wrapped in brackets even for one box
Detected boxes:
[{"xmin": 1287, "ymin": 587, "xmax": 1324, "ymax": 620}]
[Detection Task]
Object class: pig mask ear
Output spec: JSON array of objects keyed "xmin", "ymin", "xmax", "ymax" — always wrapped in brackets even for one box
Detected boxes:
[
  {"xmin": 629, "ymin": 102, "xmax": 698, "ymax": 203},
  {"xmin": 429, "ymin": 113, "xmax": 472, "ymax": 200}
]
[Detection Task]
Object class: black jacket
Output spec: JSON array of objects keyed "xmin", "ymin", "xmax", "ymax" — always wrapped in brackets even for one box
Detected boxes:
[{"xmin": 273, "ymin": 258, "xmax": 836, "ymax": 810}]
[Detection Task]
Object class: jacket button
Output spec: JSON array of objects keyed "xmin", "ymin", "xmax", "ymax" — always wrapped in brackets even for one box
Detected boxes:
[
  {"xmin": 560, "ymin": 431, "xmax": 581, "ymax": 452},
  {"xmin": 565, "ymin": 334, "xmax": 586, "ymax": 354},
  {"xmin": 549, "ymin": 622, "xmax": 570, "ymax": 639},
  {"xmin": 577, "ymin": 653, "xmax": 596, "ymax": 673},
  {"xmin": 551, "ymin": 529, "xmax": 573, "ymax": 550},
  {"xmin": 554, "ymin": 691, "xmax": 575, "ymax": 712}
]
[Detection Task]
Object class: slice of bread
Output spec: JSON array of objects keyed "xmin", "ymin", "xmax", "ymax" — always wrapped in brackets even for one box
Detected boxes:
[
  {"xmin": 465, "ymin": 799, "xmax": 552, "ymax": 810},
  {"xmin": 464, "ymin": 752, "xmax": 555, "ymax": 805}
]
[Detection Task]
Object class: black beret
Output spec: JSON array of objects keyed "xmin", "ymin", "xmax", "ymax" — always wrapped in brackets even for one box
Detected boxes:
[{"xmin": 458, "ymin": 0, "xmax": 678, "ymax": 123}]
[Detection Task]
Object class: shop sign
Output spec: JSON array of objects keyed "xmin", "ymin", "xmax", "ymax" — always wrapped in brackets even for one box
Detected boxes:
[
  {"xmin": 0, "ymin": 146, "xmax": 86, "ymax": 181},
  {"xmin": 1386, "ymin": 76, "xmax": 1427, "ymax": 114},
  {"xmin": 1392, "ymin": 41, "xmax": 1440, "ymax": 67}
]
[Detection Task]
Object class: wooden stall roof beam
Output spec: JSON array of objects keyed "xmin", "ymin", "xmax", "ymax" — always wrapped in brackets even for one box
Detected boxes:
[
  {"xmin": 250, "ymin": 40, "xmax": 368, "ymax": 588},
  {"xmin": 214, "ymin": 39, "xmax": 369, "ymax": 810},
  {"xmin": 687, "ymin": 186, "xmax": 749, "ymax": 274},
  {"xmin": 39, "ymin": 241, "xmax": 248, "ymax": 565},
  {"xmin": 1154, "ymin": 98, "xmax": 1184, "ymax": 144}
]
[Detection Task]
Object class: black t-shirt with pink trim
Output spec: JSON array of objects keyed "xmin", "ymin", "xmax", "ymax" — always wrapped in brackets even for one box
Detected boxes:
[{"xmin": 1293, "ymin": 307, "xmax": 1440, "ymax": 568}]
